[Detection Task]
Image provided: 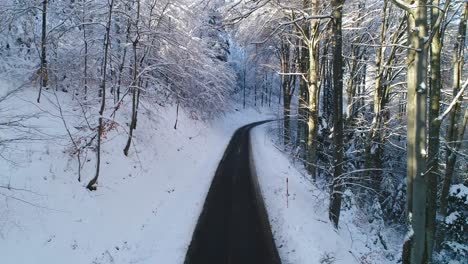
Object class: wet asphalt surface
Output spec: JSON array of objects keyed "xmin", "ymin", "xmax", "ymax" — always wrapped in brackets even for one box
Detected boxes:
[{"xmin": 184, "ymin": 121, "xmax": 281, "ymax": 264}]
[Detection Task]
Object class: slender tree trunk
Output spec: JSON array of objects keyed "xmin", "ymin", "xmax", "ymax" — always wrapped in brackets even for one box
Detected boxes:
[
  {"xmin": 345, "ymin": 1, "xmax": 364, "ymax": 122},
  {"xmin": 123, "ymin": 42, "xmax": 138, "ymax": 156},
  {"xmin": 281, "ymin": 40, "xmax": 293, "ymax": 146},
  {"xmin": 83, "ymin": 32, "xmax": 88, "ymax": 100},
  {"xmin": 426, "ymin": 0, "xmax": 446, "ymax": 259},
  {"xmin": 321, "ymin": 43, "xmax": 333, "ymax": 121},
  {"xmin": 365, "ymin": 1, "xmax": 401, "ymax": 192},
  {"xmin": 243, "ymin": 58, "xmax": 247, "ymax": 109},
  {"xmin": 439, "ymin": 2, "xmax": 468, "ymax": 218},
  {"xmin": 82, "ymin": 2, "xmax": 88, "ymax": 100},
  {"xmin": 116, "ymin": 21, "xmax": 131, "ymax": 105},
  {"xmin": 269, "ymin": 73, "xmax": 272, "ymax": 107},
  {"xmin": 86, "ymin": 0, "xmax": 115, "ymax": 191},
  {"xmin": 37, "ymin": 0, "xmax": 48, "ymax": 103},
  {"xmin": 297, "ymin": 10, "xmax": 309, "ymax": 163},
  {"xmin": 254, "ymin": 82, "xmax": 257, "ymax": 106},
  {"xmin": 346, "ymin": 45, "xmax": 359, "ymax": 121},
  {"xmin": 305, "ymin": 0, "xmax": 321, "ymax": 180},
  {"xmin": 124, "ymin": 0, "xmax": 141, "ymax": 156},
  {"xmin": 329, "ymin": 0, "xmax": 345, "ymax": 229}
]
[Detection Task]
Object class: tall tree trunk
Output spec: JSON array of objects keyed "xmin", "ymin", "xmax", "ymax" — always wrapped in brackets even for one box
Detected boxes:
[
  {"xmin": 298, "ymin": 1, "xmax": 310, "ymax": 165},
  {"xmin": 269, "ymin": 73, "xmax": 272, "ymax": 107},
  {"xmin": 116, "ymin": 20, "xmax": 131, "ymax": 105},
  {"xmin": 86, "ymin": 0, "xmax": 115, "ymax": 191},
  {"xmin": 345, "ymin": 45, "xmax": 359, "ymax": 121},
  {"xmin": 243, "ymin": 57, "xmax": 247, "ymax": 109},
  {"xmin": 319, "ymin": 42, "xmax": 330, "ymax": 120},
  {"xmin": 305, "ymin": 0, "xmax": 321, "ymax": 180},
  {"xmin": 345, "ymin": 1, "xmax": 364, "ymax": 122},
  {"xmin": 391, "ymin": 0, "xmax": 429, "ymax": 262},
  {"xmin": 37, "ymin": 0, "xmax": 48, "ymax": 103},
  {"xmin": 365, "ymin": 2, "xmax": 406, "ymax": 192},
  {"xmin": 82, "ymin": 1, "xmax": 88, "ymax": 100},
  {"xmin": 281, "ymin": 40, "xmax": 293, "ymax": 146},
  {"xmin": 439, "ymin": 2, "xmax": 468, "ymax": 218},
  {"xmin": 124, "ymin": 0, "xmax": 141, "ymax": 156},
  {"xmin": 408, "ymin": 3, "xmax": 429, "ymax": 263},
  {"xmin": 358, "ymin": 61, "xmax": 366, "ymax": 113},
  {"xmin": 254, "ymin": 82, "xmax": 257, "ymax": 106},
  {"xmin": 426, "ymin": 0, "xmax": 447, "ymax": 259},
  {"xmin": 329, "ymin": 0, "xmax": 345, "ymax": 229},
  {"xmin": 261, "ymin": 73, "xmax": 265, "ymax": 107}
]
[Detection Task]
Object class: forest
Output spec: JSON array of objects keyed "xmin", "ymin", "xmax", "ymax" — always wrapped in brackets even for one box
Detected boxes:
[{"xmin": 0, "ymin": 0, "xmax": 467, "ymax": 263}]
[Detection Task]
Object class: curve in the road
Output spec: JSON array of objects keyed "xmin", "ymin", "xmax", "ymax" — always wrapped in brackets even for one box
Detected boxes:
[{"xmin": 184, "ymin": 121, "xmax": 281, "ymax": 264}]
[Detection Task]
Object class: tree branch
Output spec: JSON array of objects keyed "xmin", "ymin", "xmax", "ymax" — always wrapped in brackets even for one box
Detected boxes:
[
  {"xmin": 436, "ymin": 78, "xmax": 468, "ymax": 122},
  {"xmin": 390, "ymin": 0, "xmax": 414, "ymax": 14}
]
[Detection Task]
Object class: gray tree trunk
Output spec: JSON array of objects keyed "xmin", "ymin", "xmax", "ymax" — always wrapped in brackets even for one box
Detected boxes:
[
  {"xmin": 281, "ymin": 40, "xmax": 294, "ymax": 147},
  {"xmin": 87, "ymin": 0, "xmax": 115, "ymax": 191},
  {"xmin": 391, "ymin": 0, "xmax": 429, "ymax": 263},
  {"xmin": 306, "ymin": 0, "xmax": 321, "ymax": 180},
  {"xmin": 124, "ymin": 0, "xmax": 141, "ymax": 156},
  {"xmin": 329, "ymin": 0, "xmax": 345, "ymax": 229},
  {"xmin": 37, "ymin": 0, "xmax": 48, "ymax": 103},
  {"xmin": 439, "ymin": 2, "xmax": 467, "ymax": 218},
  {"xmin": 426, "ymin": 0, "xmax": 449, "ymax": 259}
]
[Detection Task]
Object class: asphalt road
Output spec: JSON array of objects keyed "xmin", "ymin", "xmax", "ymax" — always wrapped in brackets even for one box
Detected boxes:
[{"xmin": 184, "ymin": 121, "xmax": 281, "ymax": 264}]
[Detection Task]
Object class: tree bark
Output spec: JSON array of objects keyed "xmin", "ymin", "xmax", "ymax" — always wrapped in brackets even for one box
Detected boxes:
[
  {"xmin": 391, "ymin": 0, "xmax": 429, "ymax": 262},
  {"xmin": 124, "ymin": 0, "xmax": 141, "ymax": 156},
  {"xmin": 37, "ymin": 0, "xmax": 48, "ymax": 103},
  {"xmin": 281, "ymin": 40, "xmax": 294, "ymax": 147},
  {"xmin": 305, "ymin": 0, "xmax": 321, "ymax": 180},
  {"xmin": 82, "ymin": 3, "xmax": 88, "ymax": 100},
  {"xmin": 329, "ymin": 0, "xmax": 345, "ymax": 229},
  {"xmin": 425, "ymin": 0, "xmax": 447, "ymax": 259},
  {"xmin": 116, "ymin": 20, "xmax": 131, "ymax": 105},
  {"xmin": 439, "ymin": 2, "xmax": 467, "ymax": 218},
  {"xmin": 87, "ymin": 0, "xmax": 115, "ymax": 191},
  {"xmin": 365, "ymin": 5, "xmax": 407, "ymax": 192}
]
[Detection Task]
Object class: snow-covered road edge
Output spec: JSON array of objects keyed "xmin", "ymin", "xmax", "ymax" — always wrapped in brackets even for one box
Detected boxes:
[
  {"xmin": 250, "ymin": 123, "xmax": 360, "ymax": 264},
  {"xmin": 0, "ymin": 80, "xmax": 276, "ymax": 264}
]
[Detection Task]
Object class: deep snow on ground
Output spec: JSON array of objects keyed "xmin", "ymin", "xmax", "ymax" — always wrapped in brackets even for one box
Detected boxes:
[
  {"xmin": 251, "ymin": 124, "xmax": 404, "ymax": 264},
  {"xmin": 1, "ymin": 77, "xmax": 403, "ymax": 264},
  {"xmin": 0, "ymin": 78, "xmax": 273, "ymax": 264}
]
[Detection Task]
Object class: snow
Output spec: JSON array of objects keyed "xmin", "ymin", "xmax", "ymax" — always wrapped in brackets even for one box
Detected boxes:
[
  {"xmin": 445, "ymin": 212, "xmax": 461, "ymax": 225},
  {"xmin": 0, "ymin": 79, "xmax": 274, "ymax": 264},
  {"xmin": 449, "ymin": 184, "xmax": 468, "ymax": 204},
  {"xmin": 251, "ymin": 125, "xmax": 358, "ymax": 263},
  {"xmin": 444, "ymin": 241, "xmax": 468, "ymax": 258},
  {"xmin": 1, "ymin": 77, "xmax": 403, "ymax": 264},
  {"xmin": 251, "ymin": 124, "xmax": 403, "ymax": 264}
]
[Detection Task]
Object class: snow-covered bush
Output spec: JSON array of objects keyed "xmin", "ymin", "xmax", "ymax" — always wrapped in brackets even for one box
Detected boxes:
[{"xmin": 439, "ymin": 184, "xmax": 468, "ymax": 262}]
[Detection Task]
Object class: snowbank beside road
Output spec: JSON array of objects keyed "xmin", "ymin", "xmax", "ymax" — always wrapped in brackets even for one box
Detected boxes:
[
  {"xmin": 0, "ymin": 81, "xmax": 273, "ymax": 264},
  {"xmin": 251, "ymin": 124, "xmax": 402, "ymax": 264},
  {"xmin": 250, "ymin": 124, "xmax": 358, "ymax": 264}
]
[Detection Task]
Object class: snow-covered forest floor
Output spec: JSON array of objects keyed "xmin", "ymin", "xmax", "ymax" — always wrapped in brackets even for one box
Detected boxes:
[
  {"xmin": 0, "ymin": 78, "xmax": 274, "ymax": 263},
  {"xmin": 1, "ymin": 0, "xmax": 467, "ymax": 263},
  {"xmin": 1, "ymin": 76, "xmax": 405, "ymax": 264},
  {"xmin": 252, "ymin": 125, "xmax": 404, "ymax": 264}
]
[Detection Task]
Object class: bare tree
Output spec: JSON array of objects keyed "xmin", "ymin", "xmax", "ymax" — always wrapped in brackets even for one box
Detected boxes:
[
  {"xmin": 87, "ymin": 0, "xmax": 115, "ymax": 191},
  {"xmin": 123, "ymin": 0, "xmax": 141, "ymax": 156},
  {"xmin": 37, "ymin": 0, "xmax": 48, "ymax": 103},
  {"xmin": 390, "ymin": 0, "xmax": 430, "ymax": 263},
  {"xmin": 439, "ymin": 2, "xmax": 468, "ymax": 219},
  {"xmin": 328, "ymin": 0, "xmax": 345, "ymax": 229}
]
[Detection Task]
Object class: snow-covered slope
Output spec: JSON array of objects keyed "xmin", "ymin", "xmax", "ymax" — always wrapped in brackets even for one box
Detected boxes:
[
  {"xmin": 251, "ymin": 124, "xmax": 403, "ymax": 264},
  {"xmin": 1, "ymin": 78, "xmax": 402, "ymax": 264},
  {"xmin": 0, "ymin": 79, "xmax": 273, "ymax": 264}
]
